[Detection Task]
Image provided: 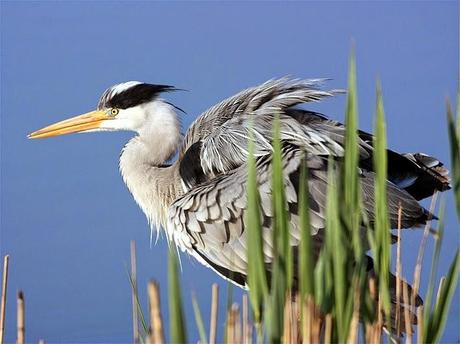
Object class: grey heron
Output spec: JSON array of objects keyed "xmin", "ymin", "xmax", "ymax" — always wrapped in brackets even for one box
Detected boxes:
[{"xmin": 28, "ymin": 78, "xmax": 450, "ymax": 308}]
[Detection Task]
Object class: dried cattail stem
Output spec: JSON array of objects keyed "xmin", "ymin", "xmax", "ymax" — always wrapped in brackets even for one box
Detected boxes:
[
  {"xmin": 347, "ymin": 278, "xmax": 361, "ymax": 344},
  {"xmin": 324, "ymin": 313, "xmax": 332, "ymax": 344},
  {"xmin": 242, "ymin": 294, "xmax": 251, "ymax": 344},
  {"xmin": 416, "ymin": 306, "xmax": 424, "ymax": 344},
  {"xmin": 209, "ymin": 283, "xmax": 219, "ymax": 344},
  {"xmin": 233, "ymin": 303, "xmax": 242, "ymax": 344},
  {"xmin": 226, "ymin": 303, "xmax": 240, "ymax": 344},
  {"xmin": 376, "ymin": 294, "xmax": 383, "ymax": 344},
  {"xmin": 17, "ymin": 291, "xmax": 24, "ymax": 344},
  {"xmin": 0, "ymin": 255, "xmax": 9, "ymax": 344},
  {"xmin": 395, "ymin": 204, "xmax": 403, "ymax": 338},
  {"xmin": 411, "ymin": 192, "xmax": 438, "ymax": 327},
  {"xmin": 403, "ymin": 281, "xmax": 412, "ymax": 344},
  {"xmin": 301, "ymin": 296, "xmax": 308, "ymax": 344},
  {"xmin": 282, "ymin": 292, "xmax": 292, "ymax": 344},
  {"xmin": 148, "ymin": 280, "xmax": 164, "ymax": 344},
  {"xmin": 290, "ymin": 294, "xmax": 298, "ymax": 344},
  {"xmin": 310, "ymin": 298, "xmax": 321, "ymax": 344}
]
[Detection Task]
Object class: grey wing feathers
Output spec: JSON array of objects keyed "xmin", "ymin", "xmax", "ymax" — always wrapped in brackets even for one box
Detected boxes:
[
  {"xmin": 169, "ymin": 147, "xmax": 307, "ymax": 282},
  {"xmin": 179, "ymin": 78, "xmax": 343, "ymax": 159},
  {"xmin": 200, "ymin": 113, "xmax": 346, "ymax": 176},
  {"xmin": 168, "ymin": 148, "xmax": 427, "ymax": 285}
]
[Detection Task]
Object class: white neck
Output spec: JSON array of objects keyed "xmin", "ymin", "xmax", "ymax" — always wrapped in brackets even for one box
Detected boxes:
[
  {"xmin": 118, "ymin": 100, "xmax": 183, "ymax": 231},
  {"xmin": 136, "ymin": 100, "xmax": 182, "ymax": 164}
]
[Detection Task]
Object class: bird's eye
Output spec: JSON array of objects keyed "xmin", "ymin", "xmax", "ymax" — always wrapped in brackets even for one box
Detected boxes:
[{"xmin": 109, "ymin": 108, "xmax": 119, "ymax": 116}]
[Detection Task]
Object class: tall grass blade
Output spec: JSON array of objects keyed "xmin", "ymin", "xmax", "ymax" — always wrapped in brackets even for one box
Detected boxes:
[
  {"xmin": 422, "ymin": 200, "xmax": 445, "ymax": 340},
  {"xmin": 246, "ymin": 121, "xmax": 269, "ymax": 326},
  {"xmin": 447, "ymin": 99, "xmax": 460, "ymax": 218},
  {"xmin": 130, "ymin": 241, "xmax": 140, "ymax": 344},
  {"xmin": 266, "ymin": 115, "xmax": 291, "ymax": 343},
  {"xmin": 343, "ymin": 48, "xmax": 362, "ymax": 260},
  {"xmin": 298, "ymin": 155, "xmax": 314, "ymax": 336},
  {"xmin": 126, "ymin": 266, "xmax": 149, "ymax": 336},
  {"xmin": 272, "ymin": 115, "xmax": 293, "ymax": 289},
  {"xmin": 327, "ymin": 158, "xmax": 352, "ymax": 341},
  {"xmin": 192, "ymin": 292, "xmax": 208, "ymax": 344},
  {"xmin": 372, "ymin": 82, "xmax": 391, "ymax": 320},
  {"xmin": 424, "ymin": 250, "xmax": 460, "ymax": 343},
  {"xmin": 168, "ymin": 248, "xmax": 187, "ymax": 344}
]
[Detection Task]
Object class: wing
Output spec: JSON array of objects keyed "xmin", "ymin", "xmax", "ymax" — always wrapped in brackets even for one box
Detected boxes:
[
  {"xmin": 170, "ymin": 77, "xmax": 448, "ymax": 286},
  {"xmin": 171, "ymin": 146, "xmax": 308, "ymax": 286},
  {"xmin": 287, "ymin": 108, "xmax": 451, "ymax": 200},
  {"xmin": 179, "ymin": 77, "xmax": 449, "ymax": 197},
  {"xmin": 178, "ymin": 78, "xmax": 350, "ymax": 190},
  {"xmin": 179, "ymin": 78, "xmax": 342, "ymax": 160},
  {"xmin": 169, "ymin": 147, "xmax": 427, "ymax": 287}
]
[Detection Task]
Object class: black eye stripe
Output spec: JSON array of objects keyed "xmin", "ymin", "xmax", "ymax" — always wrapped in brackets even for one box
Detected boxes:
[{"xmin": 99, "ymin": 84, "xmax": 176, "ymax": 110}]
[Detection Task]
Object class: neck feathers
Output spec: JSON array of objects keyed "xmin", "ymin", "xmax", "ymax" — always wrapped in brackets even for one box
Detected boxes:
[
  {"xmin": 137, "ymin": 100, "xmax": 181, "ymax": 164},
  {"xmin": 119, "ymin": 100, "xmax": 183, "ymax": 230}
]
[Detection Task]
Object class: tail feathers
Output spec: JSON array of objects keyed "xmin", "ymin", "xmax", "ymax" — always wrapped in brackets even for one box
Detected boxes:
[
  {"xmin": 400, "ymin": 152, "xmax": 451, "ymax": 201},
  {"xmin": 404, "ymin": 153, "xmax": 450, "ymax": 179}
]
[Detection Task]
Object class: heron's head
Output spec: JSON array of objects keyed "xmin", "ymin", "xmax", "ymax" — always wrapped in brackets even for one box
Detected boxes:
[{"xmin": 28, "ymin": 81, "xmax": 180, "ymax": 139}]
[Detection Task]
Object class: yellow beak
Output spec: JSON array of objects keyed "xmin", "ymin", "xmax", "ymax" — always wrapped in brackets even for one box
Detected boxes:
[{"xmin": 28, "ymin": 110, "xmax": 111, "ymax": 139}]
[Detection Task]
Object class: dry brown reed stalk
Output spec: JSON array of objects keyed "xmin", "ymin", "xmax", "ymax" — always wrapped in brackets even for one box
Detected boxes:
[
  {"xmin": 17, "ymin": 291, "xmax": 24, "ymax": 344},
  {"xmin": 0, "ymin": 255, "xmax": 9, "ymax": 344},
  {"xmin": 364, "ymin": 322, "xmax": 372, "ymax": 343},
  {"xmin": 366, "ymin": 277, "xmax": 383, "ymax": 344},
  {"xmin": 290, "ymin": 295, "xmax": 299, "ymax": 344},
  {"xmin": 411, "ymin": 192, "xmax": 438, "ymax": 325},
  {"xmin": 416, "ymin": 306, "xmax": 423, "ymax": 344},
  {"xmin": 323, "ymin": 313, "xmax": 332, "ymax": 344},
  {"xmin": 301, "ymin": 295, "xmax": 316, "ymax": 344},
  {"xmin": 234, "ymin": 304, "xmax": 242, "ymax": 343},
  {"xmin": 282, "ymin": 292, "xmax": 292, "ymax": 344},
  {"xmin": 395, "ymin": 204, "xmax": 403, "ymax": 338},
  {"xmin": 301, "ymin": 297, "xmax": 308, "ymax": 344},
  {"xmin": 226, "ymin": 307, "xmax": 235, "ymax": 344},
  {"xmin": 402, "ymin": 281, "xmax": 412, "ymax": 344},
  {"xmin": 376, "ymin": 294, "xmax": 383, "ymax": 344},
  {"xmin": 310, "ymin": 298, "xmax": 322, "ymax": 344},
  {"xmin": 148, "ymin": 280, "xmax": 164, "ymax": 344},
  {"xmin": 347, "ymin": 278, "xmax": 361, "ymax": 344},
  {"xmin": 242, "ymin": 294, "xmax": 251, "ymax": 344},
  {"xmin": 226, "ymin": 303, "xmax": 241, "ymax": 344},
  {"xmin": 366, "ymin": 279, "xmax": 375, "ymax": 343},
  {"xmin": 130, "ymin": 241, "xmax": 139, "ymax": 344},
  {"xmin": 209, "ymin": 283, "xmax": 219, "ymax": 344}
]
